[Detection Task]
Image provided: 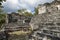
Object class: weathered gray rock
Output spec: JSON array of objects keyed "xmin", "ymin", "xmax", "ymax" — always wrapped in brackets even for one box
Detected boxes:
[
  {"xmin": 29, "ymin": 0, "xmax": 60, "ymax": 40},
  {"xmin": 30, "ymin": 12, "xmax": 60, "ymax": 37},
  {"xmin": 30, "ymin": 12, "xmax": 60, "ymax": 29}
]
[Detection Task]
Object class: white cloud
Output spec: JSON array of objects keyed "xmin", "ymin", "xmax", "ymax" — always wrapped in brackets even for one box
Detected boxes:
[
  {"xmin": 20, "ymin": 0, "xmax": 40, "ymax": 5},
  {"xmin": 7, "ymin": 0, "xmax": 18, "ymax": 4},
  {"xmin": 2, "ymin": 0, "xmax": 20, "ymax": 12},
  {"xmin": 19, "ymin": 0, "xmax": 41, "ymax": 7},
  {"xmin": 2, "ymin": 0, "xmax": 54, "ymax": 13}
]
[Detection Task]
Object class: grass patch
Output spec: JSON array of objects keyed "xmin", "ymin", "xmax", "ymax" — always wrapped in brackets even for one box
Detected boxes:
[
  {"xmin": 8, "ymin": 30, "xmax": 31, "ymax": 35},
  {"xmin": 8, "ymin": 27, "xmax": 33, "ymax": 35}
]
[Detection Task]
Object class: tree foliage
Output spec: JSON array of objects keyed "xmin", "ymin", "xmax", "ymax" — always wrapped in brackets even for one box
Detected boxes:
[
  {"xmin": 18, "ymin": 9, "xmax": 33, "ymax": 16},
  {"xmin": 0, "ymin": 14, "xmax": 6, "ymax": 27},
  {"xmin": 34, "ymin": 7, "xmax": 38, "ymax": 15},
  {"xmin": 0, "ymin": 0, "xmax": 6, "ymax": 5},
  {"xmin": 18, "ymin": 9, "xmax": 26, "ymax": 15},
  {"xmin": 0, "ymin": 0, "xmax": 6, "ymax": 27},
  {"xmin": 23, "ymin": 12, "xmax": 33, "ymax": 17},
  {"xmin": 0, "ymin": 0, "xmax": 6, "ymax": 2},
  {"xmin": 0, "ymin": 3, "xmax": 7, "ymax": 27}
]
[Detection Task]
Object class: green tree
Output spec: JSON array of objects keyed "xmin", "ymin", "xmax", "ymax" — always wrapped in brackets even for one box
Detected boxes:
[
  {"xmin": 23, "ymin": 12, "xmax": 33, "ymax": 17},
  {"xmin": 18, "ymin": 9, "xmax": 26, "ymax": 15},
  {"xmin": 34, "ymin": 7, "xmax": 38, "ymax": 15},
  {"xmin": 0, "ymin": 0, "xmax": 6, "ymax": 2},
  {"xmin": 18, "ymin": 9, "xmax": 33, "ymax": 16},
  {"xmin": 0, "ymin": 0, "xmax": 6, "ymax": 27},
  {"xmin": 0, "ymin": 14, "xmax": 6, "ymax": 27},
  {"xmin": 0, "ymin": 0, "xmax": 6, "ymax": 6}
]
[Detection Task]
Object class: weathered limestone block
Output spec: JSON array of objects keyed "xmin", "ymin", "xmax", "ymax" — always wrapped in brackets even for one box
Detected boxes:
[{"xmin": 30, "ymin": 12, "xmax": 60, "ymax": 37}]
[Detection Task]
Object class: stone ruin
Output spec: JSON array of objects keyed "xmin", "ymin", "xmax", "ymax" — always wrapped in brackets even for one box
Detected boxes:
[
  {"xmin": 29, "ymin": 0, "xmax": 60, "ymax": 40},
  {"xmin": 1, "ymin": 0, "xmax": 60, "ymax": 40},
  {"xmin": 0, "ymin": 12, "xmax": 32, "ymax": 40}
]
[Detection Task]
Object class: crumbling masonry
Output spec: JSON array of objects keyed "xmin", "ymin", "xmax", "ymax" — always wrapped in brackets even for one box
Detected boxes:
[{"xmin": 30, "ymin": 0, "xmax": 60, "ymax": 40}]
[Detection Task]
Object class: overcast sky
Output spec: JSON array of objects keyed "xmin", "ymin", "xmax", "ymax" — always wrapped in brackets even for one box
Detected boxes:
[{"xmin": 2, "ymin": 0, "xmax": 54, "ymax": 13}]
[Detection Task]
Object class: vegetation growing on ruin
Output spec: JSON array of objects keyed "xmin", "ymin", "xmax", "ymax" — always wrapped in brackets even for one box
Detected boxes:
[
  {"xmin": 0, "ymin": 0, "xmax": 6, "ymax": 28},
  {"xmin": 0, "ymin": 14, "xmax": 6, "ymax": 27},
  {"xmin": 34, "ymin": 7, "xmax": 38, "ymax": 15},
  {"xmin": 18, "ymin": 9, "xmax": 33, "ymax": 17}
]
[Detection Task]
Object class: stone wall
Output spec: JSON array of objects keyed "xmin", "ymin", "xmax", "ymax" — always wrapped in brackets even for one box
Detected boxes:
[
  {"xmin": 29, "ymin": 10, "xmax": 60, "ymax": 40},
  {"xmin": 38, "ymin": 5, "xmax": 47, "ymax": 14},
  {"xmin": 30, "ymin": 9, "xmax": 60, "ymax": 37},
  {"xmin": 38, "ymin": 0, "xmax": 60, "ymax": 14}
]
